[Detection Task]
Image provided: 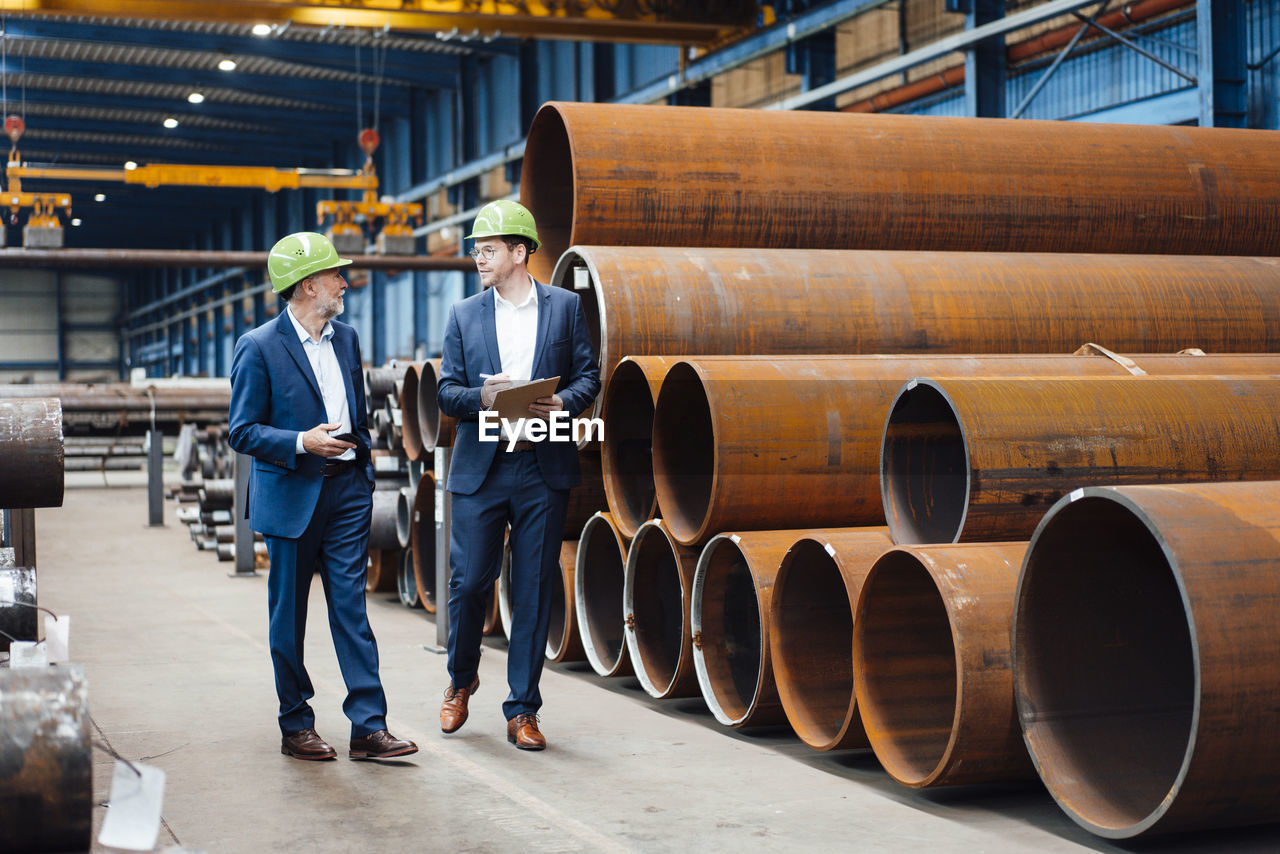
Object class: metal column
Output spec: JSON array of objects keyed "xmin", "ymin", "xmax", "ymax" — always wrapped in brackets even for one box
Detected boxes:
[
  {"xmin": 146, "ymin": 429, "xmax": 164, "ymax": 527},
  {"xmin": 432, "ymin": 447, "xmax": 452, "ymax": 651},
  {"xmin": 230, "ymin": 452, "xmax": 258, "ymax": 577},
  {"xmin": 1198, "ymin": 0, "xmax": 1248, "ymax": 128}
]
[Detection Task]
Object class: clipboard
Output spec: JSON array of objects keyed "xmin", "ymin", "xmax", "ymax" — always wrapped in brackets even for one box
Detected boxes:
[{"xmin": 492, "ymin": 376, "xmax": 561, "ymax": 422}]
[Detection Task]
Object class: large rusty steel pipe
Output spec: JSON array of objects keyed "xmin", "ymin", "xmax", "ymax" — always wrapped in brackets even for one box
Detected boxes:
[
  {"xmin": 652, "ymin": 354, "xmax": 1280, "ymax": 547},
  {"xmin": 691, "ymin": 530, "xmax": 801, "ymax": 728},
  {"xmin": 1014, "ymin": 483, "xmax": 1280, "ymax": 838},
  {"xmin": 882, "ymin": 375, "xmax": 1280, "ymax": 545},
  {"xmin": 601, "ymin": 356, "xmax": 681, "ymax": 539},
  {"xmin": 574, "ymin": 512, "xmax": 633, "ymax": 677},
  {"xmin": 523, "ymin": 102, "xmax": 1280, "ymax": 280},
  {"xmin": 623, "ymin": 519, "xmax": 701, "ymax": 700},
  {"xmin": 399, "ymin": 361, "xmax": 428, "ymax": 462},
  {"xmin": 853, "ymin": 543, "xmax": 1033, "ymax": 788},
  {"xmin": 410, "ymin": 471, "xmax": 437, "ymax": 614},
  {"xmin": 547, "ymin": 541, "xmax": 584, "ymax": 663},
  {"xmin": 563, "ymin": 443, "xmax": 607, "ymax": 539},
  {"xmin": 768, "ymin": 528, "xmax": 893, "ymax": 751},
  {"xmin": 0, "ymin": 398, "xmax": 64, "ymax": 508},
  {"xmin": 416, "ymin": 358, "xmax": 456, "ymax": 452},
  {"xmin": 550, "ymin": 246, "xmax": 1280, "ymax": 411}
]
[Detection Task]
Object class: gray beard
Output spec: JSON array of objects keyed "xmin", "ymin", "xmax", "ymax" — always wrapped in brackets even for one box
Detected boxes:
[{"xmin": 316, "ymin": 296, "xmax": 344, "ymax": 319}]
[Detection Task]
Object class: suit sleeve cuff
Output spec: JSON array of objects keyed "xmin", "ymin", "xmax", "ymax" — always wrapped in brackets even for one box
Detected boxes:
[{"xmin": 296, "ymin": 432, "xmax": 306, "ymax": 455}]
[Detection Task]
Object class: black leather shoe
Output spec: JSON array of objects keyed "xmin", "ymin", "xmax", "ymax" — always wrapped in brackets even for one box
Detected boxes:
[
  {"xmin": 281, "ymin": 728, "xmax": 337, "ymax": 761},
  {"xmin": 349, "ymin": 729, "xmax": 419, "ymax": 759}
]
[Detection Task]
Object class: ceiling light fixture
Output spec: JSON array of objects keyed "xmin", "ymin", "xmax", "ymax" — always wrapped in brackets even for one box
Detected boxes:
[
  {"xmin": 163, "ymin": 118, "xmax": 179, "ymax": 129},
  {"xmin": 252, "ymin": 23, "xmax": 272, "ymax": 36},
  {"xmin": 218, "ymin": 58, "xmax": 237, "ymax": 71},
  {"xmin": 188, "ymin": 92, "xmax": 205, "ymax": 104},
  {"xmin": 71, "ymin": 218, "xmax": 82, "ymax": 226},
  {"xmin": 124, "ymin": 161, "xmax": 138, "ymax": 170},
  {"xmin": 94, "ymin": 193, "xmax": 105, "ymax": 202}
]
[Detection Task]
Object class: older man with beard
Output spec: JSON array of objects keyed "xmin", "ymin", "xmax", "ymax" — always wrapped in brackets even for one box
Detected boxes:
[{"xmin": 229, "ymin": 231, "xmax": 416, "ymax": 762}]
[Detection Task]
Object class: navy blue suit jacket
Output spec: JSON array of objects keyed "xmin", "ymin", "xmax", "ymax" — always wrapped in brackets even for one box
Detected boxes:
[
  {"xmin": 437, "ymin": 280, "xmax": 600, "ymax": 495},
  {"xmin": 227, "ymin": 311, "xmax": 374, "ymax": 539}
]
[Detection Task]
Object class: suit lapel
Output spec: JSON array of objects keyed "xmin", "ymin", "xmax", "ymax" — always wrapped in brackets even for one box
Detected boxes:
[
  {"xmin": 479, "ymin": 287, "xmax": 503, "ymax": 375},
  {"xmin": 529, "ymin": 281, "xmax": 553, "ymax": 376},
  {"xmin": 276, "ymin": 310, "xmax": 324, "ymax": 403}
]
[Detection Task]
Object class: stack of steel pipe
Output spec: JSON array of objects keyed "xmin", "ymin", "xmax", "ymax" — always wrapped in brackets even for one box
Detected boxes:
[
  {"xmin": 414, "ymin": 358, "xmax": 456, "ymax": 454},
  {"xmin": 0, "ymin": 397, "xmax": 65, "ymax": 509},
  {"xmin": 0, "ymin": 382, "xmax": 230, "ymax": 436}
]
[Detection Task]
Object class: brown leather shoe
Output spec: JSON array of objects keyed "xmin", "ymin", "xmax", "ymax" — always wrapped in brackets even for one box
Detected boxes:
[
  {"xmin": 281, "ymin": 728, "xmax": 337, "ymax": 761},
  {"xmin": 506, "ymin": 713, "xmax": 546, "ymax": 751},
  {"xmin": 440, "ymin": 675, "xmax": 479, "ymax": 734},
  {"xmin": 349, "ymin": 729, "xmax": 418, "ymax": 760}
]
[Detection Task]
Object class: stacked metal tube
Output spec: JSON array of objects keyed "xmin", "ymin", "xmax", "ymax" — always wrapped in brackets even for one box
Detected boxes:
[{"xmin": 518, "ymin": 101, "xmax": 1280, "ymax": 841}]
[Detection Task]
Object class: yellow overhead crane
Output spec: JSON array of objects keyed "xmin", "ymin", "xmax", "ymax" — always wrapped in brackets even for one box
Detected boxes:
[
  {"xmin": 0, "ymin": 0, "xmax": 754, "ymax": 44},
  {"xmin": 4, "ymin": 119, "xmax": 422, "ymax": 251}
]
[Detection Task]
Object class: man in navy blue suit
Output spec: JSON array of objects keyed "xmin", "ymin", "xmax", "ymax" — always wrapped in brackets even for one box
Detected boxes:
[
  {"xmin": 228, "ymin": 231, "xmax": 416, "ymax": 761},
  {"xmin": 437, "ymin": 201, "xmax": 600, "ymax": 750}
]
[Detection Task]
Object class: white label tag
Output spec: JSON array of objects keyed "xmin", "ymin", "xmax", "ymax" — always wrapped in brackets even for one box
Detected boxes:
[
  {"xmin": 729, "ymin": 534, "xmax": 741, "ymax": 545},
  {"xmin": 573, "ymin": 267, "xmax": 590, "ymax": 291},
  {"xmin": 98, "ymin": 761, "xmax": 166, "ymax": 851},
  {"xmin": 1068, "ymin": 488, "xmax": 1085, "ymax": 502},
  {"xmin": 45, "ymin": 614, "xmax": 70, "ymax": 663},
  {"xmin": 9, "ymin": 640, "xmax": 47, "ymax": 668},
  {"xmin": 374, "ymin": 454, "xmax": 399, "ymax": 472},
  {"xmin": 824, "ymin": 542, "xmax": 837, "ymax": 557}
]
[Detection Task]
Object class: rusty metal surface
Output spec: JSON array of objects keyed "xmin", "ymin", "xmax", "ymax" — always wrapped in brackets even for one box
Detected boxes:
[
  {"xmin": 364, "ymin": 548, "xmax": 398, "ymax": 594},
  {"xmin": 652, "ymin": 354, "xmax": 1280, "ymax": 547},
  {"xmin": 623, "ymin": 519, "xmax": 701, "ymax": 700},
  {"xmin": 854, "ymin": 543, "xmax": 1033, "ymax": 788},
  {"xmin": 410, "ymin": 471, "xmax": 437, "ymax": 614},
  {"xmin": 691, "ymin": 530, "xmax": 805, "ymax": 728},
  {"xmin": 0, "ymin": 566, "xmax": 37, "ymax": 652},
  {"xmin": 0, "ymin": 248, "xmax": 476, "ymax": 271},
  {"xmin": 547, "ymin": 540, "xmax": 584, "ymax": 664},
  {"xmin": 1015, "ymin": 483, "xmax": 1280, "ymax": 838},
  {"xmin": 0, "ymin": 398, "xmax": 64, "ymax": 509},
  {"xmin": 398, "ymin": 361, "xmax": 428, "ymax": 462},
  {"xmin": 550, "ymin": 246, "xmax": 1280, "ymax": 401},
  {"xmin": 369, "ymin": 489, "xmax": 402, "ymax": 552},
  {"xmin": 574, "ymin": 512, "xmax": 633, "ymax": 678},
  {"xmin": 416, "ymin": 359, "xmax": 456, "ymax": 452},
  {"xmin": 883, "ymin": 375, "xmax": 1280, "ymax": 545},
  {"xmin": 768, "ymin": 528, "xmax": 893, "ymax": 751},
  {"xmin": 0, "ymin": 665, "xmax": 91, "ymax": 854},
  {"xmin": 601, "ymin": 356, "xmax": 682, "ymax": 539},
  {"xmin": 364, "ymin": 365, "xmax": 407, "ymax": 400},
  {"xmin": 563, "ymin": 443, "xmax": 607, "ymax": 540},
  {"xmin": 523, "ymin": 102, "xmax": 1280, "ymax": 279}
]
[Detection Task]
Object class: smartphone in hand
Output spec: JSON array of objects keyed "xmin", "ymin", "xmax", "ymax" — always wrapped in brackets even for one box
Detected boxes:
[{"xmin": 330, "ymin": 432, "xmax": 358, "ymax": 445}]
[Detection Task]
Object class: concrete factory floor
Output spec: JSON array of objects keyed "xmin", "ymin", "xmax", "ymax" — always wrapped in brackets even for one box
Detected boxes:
[{"xmin": 31, "ymin": 485, "xmax": 1280, "ymax": 854}]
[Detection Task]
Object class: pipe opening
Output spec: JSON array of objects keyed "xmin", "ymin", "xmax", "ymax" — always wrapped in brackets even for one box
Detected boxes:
[
  {"xmin": 882, "ymin": 382, "xmax": 968, "ymax": 545},
  {"xmin": 578, "ymin": 516, "xmax": 628, "ymax": 673},
  {"xmin": 547, "ymin": 556, "xmax": 568, "ymax": 657},
  {"xmin": 1016, "ymin": 497, "xmax": 1194, "ymax": 833},
  {"xmin": 550, "ymin": 251, "xmax": 602, "ymax": 369},
  {"xmin": 411, "ymin": 479, "xmax": 436, "ymax": 610},
  {"xmin": 401, "ymin": 365, "xmax": 423, "ymax": 460},
  {"xmin": 773, "ymin": 540, "xmax": 855, "ymax": 747},
  {"xmin": 603, "ymin": 359, "xmax": 658, "ymax": 535},
  {"xmin": 630, "ymin": 526, "xmax": 686, "ymax": 694},
  {"xmin": 396, "ymin": 488, "xmax": 413, "ymax": 549},
  {"xmin": 652, "ymin": 363, "xmax": 715, "ymax": 544},
  {"xmin": 522, "ymin": 105, "xmax": 574, "ymax": 281},
  {"xmin": 418, "ymin": 362, "xmax": 441, "ymax": 450},
  {"xmin": 856, "ymin": 551, "xmax": 956, "ymax": 784},
  {"xmin": 698, "ymin": 539, "xmax": 763, "ymax": 723}
]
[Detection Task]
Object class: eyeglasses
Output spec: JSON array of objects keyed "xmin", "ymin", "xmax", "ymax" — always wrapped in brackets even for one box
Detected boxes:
[{"xmin": 468, "ymin": 246, "xmax": 499, "ymax": 261}]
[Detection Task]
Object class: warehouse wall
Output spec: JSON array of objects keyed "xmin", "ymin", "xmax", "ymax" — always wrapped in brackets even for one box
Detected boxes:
[{"xmin": 0, "ymin": 270, "xmax": 121, "ymax": 383}]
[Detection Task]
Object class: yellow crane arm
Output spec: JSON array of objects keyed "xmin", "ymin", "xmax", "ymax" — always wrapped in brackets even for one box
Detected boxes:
[{"xmin": 6, "ymin": 163, "xmax": 377, "ymax": 192}]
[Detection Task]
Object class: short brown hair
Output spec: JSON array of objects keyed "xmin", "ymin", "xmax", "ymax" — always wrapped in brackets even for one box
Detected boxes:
[{"xmin": 502, "ymin": 235, "xmax": 535, "ymax": 257}]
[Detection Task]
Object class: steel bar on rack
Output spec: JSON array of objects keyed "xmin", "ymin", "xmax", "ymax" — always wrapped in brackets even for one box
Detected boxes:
[{"xmin": 1015, "ymin": 482, "xmax": 1280, "ymax": 838}]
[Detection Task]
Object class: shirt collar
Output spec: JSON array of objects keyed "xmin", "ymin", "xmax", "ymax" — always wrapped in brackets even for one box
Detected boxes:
[
  {"xmin": 493, "ymin": 276, "xmax": 538, "ymax": 311},
  {"xmin": 286, "ymin": 304, "xmax": 334, "ymax": 344}
]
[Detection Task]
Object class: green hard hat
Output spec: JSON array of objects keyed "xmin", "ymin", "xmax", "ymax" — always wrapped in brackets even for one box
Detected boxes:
[
  {"xmin": 466, "ymin": 200, "xmax": 540, "ymax": 252},
  {"xmin": 267, "ymin": 231, "xmax": 353, "ymax": 293}
]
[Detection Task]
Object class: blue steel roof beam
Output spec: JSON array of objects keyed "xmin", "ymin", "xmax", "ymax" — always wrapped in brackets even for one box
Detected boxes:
[
  {"xmin": 9, "ymin": 134, "xmax": 344, "ymax": 167},
  {"xmin": 0, "ymin": 58, "xmax": 418, "ymax": 115},
  {"xmin": 0, "ymin": 19, "xmax": 465, "ymax": 88},
  {"xmin": 1, "ymin": 85, "xmax": 356, "ymax": 134},
  {"xmin": 10, "ymin": 115, "xmax": 338, "ymax": 160}
]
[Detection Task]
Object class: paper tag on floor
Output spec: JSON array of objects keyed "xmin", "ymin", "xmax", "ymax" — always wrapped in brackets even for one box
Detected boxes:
[
  {"xmin": 45, "ymin": 614, "xmax": 69, "ymax": 662},
  {"xmin": 98, "ymin": 761, "xmax": 166, "ymax": 851},
  {"xmin": 9, "ymin": 641, "xmax": 47, "ymax": 667}
]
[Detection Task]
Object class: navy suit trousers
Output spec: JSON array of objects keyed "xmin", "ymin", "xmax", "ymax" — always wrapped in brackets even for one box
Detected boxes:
[
  {"xmin": 264, "ymin": 466, "xmax": 387, "ymax": 737},
  {"xmin": 448, "ymin": 450, "xmax": 569, "ymax": 720}
]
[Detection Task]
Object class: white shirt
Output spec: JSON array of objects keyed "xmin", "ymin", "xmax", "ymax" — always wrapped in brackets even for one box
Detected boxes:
[
  {"xmin": 287, "ymin": 306, "xmax": 355, "ymax": 461},
  {"xmin": 493, "ymin": 278, "xmax": 540, "ymax": 440}
]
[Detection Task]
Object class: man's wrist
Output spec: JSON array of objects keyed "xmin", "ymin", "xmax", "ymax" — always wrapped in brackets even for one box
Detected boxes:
[{"xmin": 296, "ymin": 431, "xmax": 306, "ymax": 455}]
